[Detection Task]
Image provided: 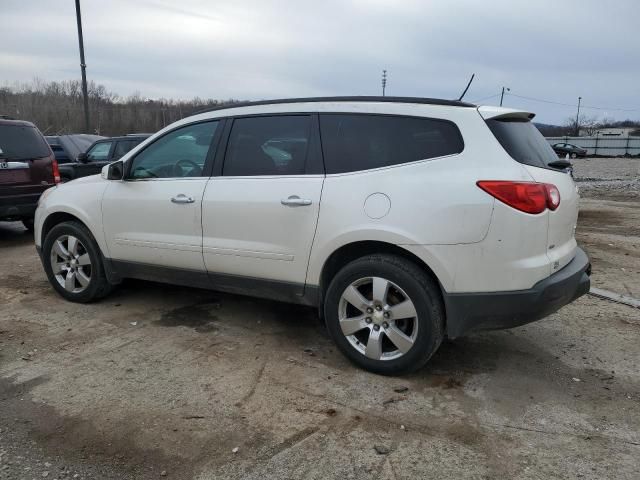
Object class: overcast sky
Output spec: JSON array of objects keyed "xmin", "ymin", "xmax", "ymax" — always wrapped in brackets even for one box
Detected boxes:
[{"xmin": 2, "ymin": 0, "xmax": 639, "ymax": 124}]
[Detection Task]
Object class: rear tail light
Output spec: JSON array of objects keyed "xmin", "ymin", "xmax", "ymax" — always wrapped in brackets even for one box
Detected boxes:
[
  {"xmin": 51, "ymin": 158, "xmax": 61, "ymax": 184},
  {"xmin": 477, "ymin": 181, "xmax": 560, "ymax": 214}
]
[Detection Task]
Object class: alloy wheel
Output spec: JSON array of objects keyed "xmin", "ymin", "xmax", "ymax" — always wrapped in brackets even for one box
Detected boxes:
[
  {"xmin": 50, "ymin": 235, "xmax": 92, "ymax": 293},
  {"xmin": 338, "ymin": 277, "xmax": 418, "ymax": 361}
]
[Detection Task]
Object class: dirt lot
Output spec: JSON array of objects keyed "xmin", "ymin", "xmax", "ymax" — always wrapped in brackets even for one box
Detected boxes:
[{"xmin": 1, "ymin": 158, "xmax": 639, "ymax": 479}]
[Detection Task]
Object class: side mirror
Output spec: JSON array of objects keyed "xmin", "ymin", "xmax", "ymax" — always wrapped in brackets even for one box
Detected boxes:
[
  {"xmin": 77, "ymin": 152, "xmax": 88, "ymax": 163},
  {"xmin": 101, "ymin": 160, "xmax": 124, "ymax": 180}
]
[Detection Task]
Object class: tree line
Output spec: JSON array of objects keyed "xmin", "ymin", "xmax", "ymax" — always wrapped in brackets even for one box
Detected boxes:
[
  {"xmin": 2, "ymin": 79, "xmax": 639, "ymax": 138},
  {"xmin": 0, "ymin": 78, "xmax": 241, "ymax": 137}
]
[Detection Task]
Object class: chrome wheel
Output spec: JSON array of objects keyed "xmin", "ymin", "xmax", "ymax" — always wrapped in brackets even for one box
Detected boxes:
[
  {"xmin": 338, "ymin": 277, "xmax": 418, "ymax": 361},
  {"xmin": 49, "ymin": 234, "xmax": 92, "ymax": 293}
]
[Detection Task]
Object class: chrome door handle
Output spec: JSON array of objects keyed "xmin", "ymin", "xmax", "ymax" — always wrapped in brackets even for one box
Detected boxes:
[
  {"xmin": 171, "ymin": 194, "xmax": 195, "ymax": 204},
  {"xmin": 281, "ymin": 195, "xmax": 312, "ymax": 207}
]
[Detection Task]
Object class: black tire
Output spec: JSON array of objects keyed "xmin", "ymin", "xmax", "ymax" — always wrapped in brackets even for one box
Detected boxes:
[
  {"xmin": 22, "ymin": 218, "xmax": 34, "ymax": 231},
  {"xmin": 324, "ymin": 254, "xmax": 445, "ymax": 375},
  {"xmin": 42, "ymin": 221, "xmax": 113, "ymax": 302}
]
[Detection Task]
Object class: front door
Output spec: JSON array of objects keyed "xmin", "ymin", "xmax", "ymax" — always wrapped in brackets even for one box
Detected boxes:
[
  {"xmin": 78, "ymin": 141, "xmax": 114, "ymax": 176},
  {"xmin": 102, "ymin": 120, "xmax": 222, "ymax": 271},
  {"xmin": 202, "ymin": 115, "xmax": 324, "ymax": 292}
]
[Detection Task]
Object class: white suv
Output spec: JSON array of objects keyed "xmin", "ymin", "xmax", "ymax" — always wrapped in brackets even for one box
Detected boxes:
[{"xmin": 34, "ymin": 97, "xmax": 591, "ymax": 374}]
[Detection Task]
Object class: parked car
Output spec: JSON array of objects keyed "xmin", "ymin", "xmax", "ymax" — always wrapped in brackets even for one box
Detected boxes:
[
  {"xmin": 46, "ymin": 135, "xmax": 104, "ymax": 165},
  {"xmin": 58, "ymin": 134, "xmax": 150, "ymax": 182},
  {"xmin": 552, "ymin": 143, "xmax": 587, "ymax": 158},
  {"xmin": 34, "ymin": 97, "xmax": 591, "ymax": 374},
  {"xmin": 0, "ymin": 119, "xmax": 59, "ymax": 230}
]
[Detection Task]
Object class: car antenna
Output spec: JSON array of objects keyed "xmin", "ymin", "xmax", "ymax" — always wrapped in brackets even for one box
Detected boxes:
[{"xmin": 457, "ymin": 73, "xmax": 475, "ymax": 101}]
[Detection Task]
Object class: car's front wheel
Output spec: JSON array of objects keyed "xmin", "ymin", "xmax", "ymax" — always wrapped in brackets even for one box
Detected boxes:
[
  {"xmin": 324, "ymin": 254, "xmax": 445, "ymax": 375},
  {"xmin": 42, "ymin": 221, "xmax": 113, "ymax": 302}
]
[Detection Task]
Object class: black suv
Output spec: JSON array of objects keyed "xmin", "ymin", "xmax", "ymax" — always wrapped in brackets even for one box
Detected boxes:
[{"xmin": 59, "ymin": 134, "xmax": 151, "ymax": 182}]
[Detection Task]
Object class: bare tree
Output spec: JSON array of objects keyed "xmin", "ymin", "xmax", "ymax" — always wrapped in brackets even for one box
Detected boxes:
[{"xmin": 0, "ymin": 78, "xmax": 241, "ymax": 136}]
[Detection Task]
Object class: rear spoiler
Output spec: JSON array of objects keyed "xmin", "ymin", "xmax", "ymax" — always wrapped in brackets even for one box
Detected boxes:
[{"xmin": 477, "ymin": 106, "xmax": 535, "ymax": 121}]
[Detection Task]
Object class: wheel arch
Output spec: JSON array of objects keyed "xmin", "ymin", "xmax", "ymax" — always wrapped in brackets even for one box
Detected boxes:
[
  {"xmin": 317, "ymin": 240, "xmax": 447, "ymax": 318},
  {"xmin": 41, "ymin": 211, "xmax": 88, "ymax": 246}
]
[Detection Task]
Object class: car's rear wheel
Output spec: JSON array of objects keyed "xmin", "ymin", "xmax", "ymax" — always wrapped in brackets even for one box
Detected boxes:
[
  {"xmin": 324, "ymin": 254, "xmax": 444, "ymax": 375},
  {"xmin": 571, "ymin": 153, "xmax": 577, "ymax": 159},
  {"xmin": 42, "ymin": 221, "xmax": 113, "ymax": 302}
]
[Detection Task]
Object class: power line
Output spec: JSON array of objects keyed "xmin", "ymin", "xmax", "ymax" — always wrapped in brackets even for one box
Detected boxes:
[{"xmin": 505, "ymin": 92, "xmax": 640, "ymax": 112}]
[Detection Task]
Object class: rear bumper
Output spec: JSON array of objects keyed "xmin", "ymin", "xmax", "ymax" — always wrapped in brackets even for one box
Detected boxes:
[
  {"xmin": 0, "ymin": 193, "xmax": 42, "ymax": 220},
  {"xmin": 443, "ymin": 247, "xmax": 591, "ymax": 338}
]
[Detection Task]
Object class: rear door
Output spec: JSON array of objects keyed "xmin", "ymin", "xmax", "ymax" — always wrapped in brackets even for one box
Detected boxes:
[
  {"xmin": 484, "ymin": 114, "xmax": 579, "ymax": 272},
  {"xmin": 201, "ymin": 114, "xmax": 324, "ymax": 291}
]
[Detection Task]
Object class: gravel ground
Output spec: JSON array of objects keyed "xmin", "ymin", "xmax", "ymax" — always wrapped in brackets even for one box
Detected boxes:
[
  {"xmin": 572, "ymin": 157, "xmax": 640, "ymax": 199},
  {"xmin": 1, "ymin": 159, "xmax": 639, "ymax": 479}
]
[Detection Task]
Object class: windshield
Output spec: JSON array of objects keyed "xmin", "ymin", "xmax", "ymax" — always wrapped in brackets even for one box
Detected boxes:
[
  {"xmin": 0, "ymin": 125, "xmax": 50, "ymax": 160},
  {"xmin": 486, "ymin": 118, "xmax": 559, "ymax": 169}
]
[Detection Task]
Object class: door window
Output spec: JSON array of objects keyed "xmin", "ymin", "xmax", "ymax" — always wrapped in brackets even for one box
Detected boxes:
[
  {"xmin": 86, "ymin": 142, "xmax": 113, "ymax": 162},
  {"xmin": 113, "ymin": 139, "xmax": 139, "ymax": 159},
  {"xmin": 319, "ymin": 114, "xmax": 464, "ymax": 174},
  {"xmin": 223, "ymin": 116, "xmax": 311, "ymax": 176},
  {"xmin": 128, "ymin": 121, "xmax": 218, "ymax": 179}
]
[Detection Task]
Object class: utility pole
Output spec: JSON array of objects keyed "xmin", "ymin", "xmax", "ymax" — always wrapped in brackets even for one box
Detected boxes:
[
  {"xmin": 500, "ymin": 86, "xmax": 510, "ymax": 106},
  {"xmin": 75, "ymin": 0, "xmax": 90, "ymax": 133},
  {"xmin": 575, "ymin": 96, "xmax": 582, "ymax": 136},
  {"xmin": 381, "ymin": 70, "xmax": 387, "ymax": 97}
]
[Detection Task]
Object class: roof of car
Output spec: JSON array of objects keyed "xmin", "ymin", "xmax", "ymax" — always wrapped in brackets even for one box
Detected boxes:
[
  {"xmin": 196, "ymin": 96, "xmax": 476, "ymax": 114},
  {"xmin": 0, "ymin": 118, "xmax": 36, "ymax": 128},
  {"xmin": 95, "ymin": 134, "xmax": 151, "ymax": 141}
]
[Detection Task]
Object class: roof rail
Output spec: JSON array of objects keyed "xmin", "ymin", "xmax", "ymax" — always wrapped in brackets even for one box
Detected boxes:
[{"xmin": 194, "ymin": 96, "xmax": 476, "ymax": 115}]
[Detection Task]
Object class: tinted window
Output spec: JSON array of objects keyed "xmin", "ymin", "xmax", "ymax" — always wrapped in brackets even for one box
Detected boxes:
[
  {"xmin": 486, "ymin": 119, "xmax": 558, "ymax": 169},
  {"xmin": 129, "ymin": 121, "xmax": 218, "ymax": 179},
  {"xmin": 224, "ymin": 116, "xmax": 311, "ymax": 176},
  {"xmin": 0, "ymin": 125, "xmax": 50, "ymax": 160},
  {"xmin": 319, "ymin": 114, "xmax": 463, "ymax": 174},
  {"xmin": 113, "ymin": 139, "xmax": 140, "ymax": 159},
  {"xmin": 86, "ymin": 142, "xmax": 112, "ymax": 161}
]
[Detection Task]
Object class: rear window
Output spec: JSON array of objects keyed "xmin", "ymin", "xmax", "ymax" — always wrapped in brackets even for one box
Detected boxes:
[
  {"xmin": 0, "ymin": 125, "xmax": 50, "ymax": 160},
  {"xmin": 320, "ymin": 114, "xmax": 464, "ymax": 174},
  {"xmin": 486, "ymin": 119, "xmax": 558, "ymax": 169}
]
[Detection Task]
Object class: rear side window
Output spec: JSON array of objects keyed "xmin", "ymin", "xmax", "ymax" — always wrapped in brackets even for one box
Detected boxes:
[
  {"xmin": 113, "ymin": 139, "xmax": 140, "ymax": 159},
  {"xmin": 486, "ymin": 119, "xmax": 558, "ymax": 169},
  {"xmin": 0, "ymin": 125, "xmax": 50, "ymax": 160},
  {"xmin": 319, "ymin": 114, "xmax": 464, "ymax": 174},
  {"xmin": 223, "ymin": 116, "xmax": 311, "ymax": 176}
]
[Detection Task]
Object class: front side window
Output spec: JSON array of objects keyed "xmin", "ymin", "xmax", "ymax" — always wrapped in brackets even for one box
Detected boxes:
[
  {"xmin": 319, "ymin": 114, "xmax": 464, "ymax": 174},
  {"xmin": 86, "ymin": 142, "xmax": 112, "ymax": 162},
  {"xmin": 223, "ymin": 116, "xmax": 311, "ymax": 176},
  {"xmin": 129, "ymin": 121, "xmax": 218, "ymax": 179}
]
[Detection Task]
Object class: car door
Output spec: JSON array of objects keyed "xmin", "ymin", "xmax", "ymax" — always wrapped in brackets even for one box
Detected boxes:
[
  {"xmin": 201, "ymin": 114, "xmax": 324, "ymax": 295},
  {"xmin": 78, "ymin": 141, "xmax": 114, "ymax": 176},
  {"xmin": 102, "ymin": 120, "xmax": 223, "ymax": 271}
]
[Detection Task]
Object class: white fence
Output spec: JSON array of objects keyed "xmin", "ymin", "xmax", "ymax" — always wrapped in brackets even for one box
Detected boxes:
[{"xmin": 546, "ymin": 136, "xmax": 640, "ymax": 156}]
